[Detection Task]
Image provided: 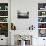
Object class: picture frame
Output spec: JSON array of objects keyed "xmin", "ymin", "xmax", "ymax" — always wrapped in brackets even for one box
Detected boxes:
[{"xmin": 17, "ymin": 11, "xmax": 29, "ymax": 19}]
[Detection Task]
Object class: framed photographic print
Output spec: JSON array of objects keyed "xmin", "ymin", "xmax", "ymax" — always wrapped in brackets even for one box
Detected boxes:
[{"xmin": 17, "ymin": 10, "xmax": 29, "ymax": 19}]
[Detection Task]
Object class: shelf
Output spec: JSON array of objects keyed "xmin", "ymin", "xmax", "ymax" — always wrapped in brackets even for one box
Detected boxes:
[
  {"xmin": 0, "ymin": 22, "xmax": 8, "ymax": 23},
  {"xmin": 0, "ymin": 3, "xmax": 8, "ymax": 37},
  {"xmin": 38, "ymin": 28, "xmax": 46, "ymax": 29},
  {"xmin": 38, "ymin": 10, "xmax": 46, "ymax": 11},
  {"xmin": 0, "ymin": 10, "xmax": 8, "ymax": 11},
  {"xmin": 38, "ymin": 3, "xmax": 46, "ymax": 37},
  {"xmin": 38, "ymin": 15, "xmax": 46, "ymax": 17},
  {"xmin": 38, "ymin": 22, "xmax": 46, "ymax": 23},
  {"xmin": 0, "ymin": 16, "xmax": 8, "ymax": 17}
]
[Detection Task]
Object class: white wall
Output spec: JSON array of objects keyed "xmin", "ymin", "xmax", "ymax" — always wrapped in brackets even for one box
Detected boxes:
[
  {"xmin": 11, "ymin": 0, "xmax": 46, "ymax": 30},
  {"xmin": 11, "ymin": 0, "xmax": 38, "ymax": 30},
  {"xmin": 11, "ymin": 0, "xmax": 46, "ymax": 46},
  {"xmin": 11, "ymin": 0, "xmax": 38, "ymax": 45}
]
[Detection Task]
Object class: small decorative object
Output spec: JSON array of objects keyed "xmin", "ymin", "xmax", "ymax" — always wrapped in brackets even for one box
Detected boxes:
[
  {"xmin": 29, "ymin": 25, "xmax": 35, "ymax": 30},
  {"xmin": 0, "ymin": 6, "xmax": 1, "ymax": 10},
  {"xmin": 3, "ymin": 18, "xmax": 7, "ymax": 22},
  {"xmin": 42, "ymin": 12, "xmax": 45, "ymax": 15},
  {"xmin": 38, "ymin": 23, "xmax": 46, "ymax": 28},
  {"xmin": 45, "ymin": 6, "xmax": 46, "ymax": 10},
  {"xmin": 40, "ymin": 8, "xmax": 44, "ymax": 10},
  {"xmin": 38, "ymin": 17, "xmax": 42, "ymax": 22},
  {"xmin": 0, "ymin": 11, "xmax": 8, "ymax": 16},
  {"xmin": 45, "ymin": 6, "xmax": 46, "ymax": 8},
  {"xmin": 38, "ymin": 17, "xmax": 45, "ymax": 22},
  {"xmin": 0, "ymin": 3, "xmax": 8, "ymax": 10},
  {"xmin": 17, "ymin": 10, "xmax": 29, "ymax": 19},
  {"xmin": 0, "ymin": 23, "xmax": 8, "ymax": 37},
  {"xmin": 38, "ymin": 3, "xmax": 46, "ymax": 10},
  {"xmin": 0, "ymin": 17, "xmax": 7, "ymax": 22},
  {"xmin": 11, "ymin": 23, "xmax": 16, "ymax": 30},
  {"xmin": 39, "ymin": 29, "xmax": 46, "ymax": 37},
  {"xmin": 5, "ymin": 6, "xmax": 8, "ymax": 10}
]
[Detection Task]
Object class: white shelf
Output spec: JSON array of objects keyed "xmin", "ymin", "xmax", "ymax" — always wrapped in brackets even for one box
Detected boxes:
[
  {"xmin": 0, "ymin": 10, "xmax": 8, "ymax": 11},
  {"xmin": 38, "ymin": 28, "xmax": 46, "ymax": 29},
  {"xmin": 38, "ymin": 22, "xmax": 46, "ymax": 23},
  {"xmin": 0, "ymin": 16, "xmax": 8, "ymax": 17},
  {"xmin": 38, "ymin": 16, "xmax": 46, "ymax": 17},
  {"xmin": 0, "ymin": 22, "xmax": 8, "ymax": 23},
  {"xmin": 38, "ymin": 10, "xmax": 46, "ymax": 11}
]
